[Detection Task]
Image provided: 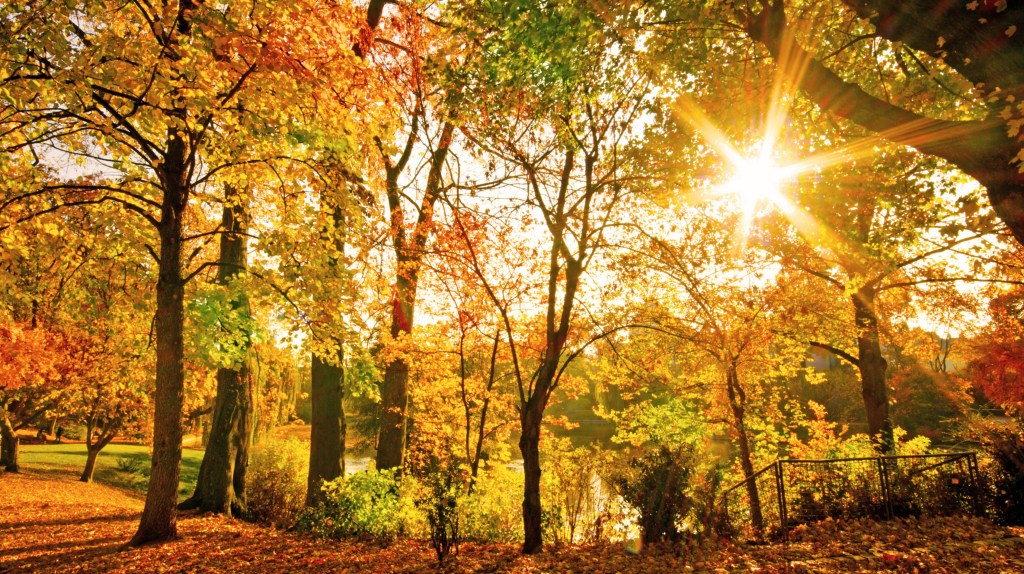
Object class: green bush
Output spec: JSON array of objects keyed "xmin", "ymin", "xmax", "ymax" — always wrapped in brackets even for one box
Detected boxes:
[
  {"xmin": 245, "ymin": 438, "xmax": 308, "ymax": 528},
  {"xmin": 615, "ymin": 446, "xmax": 695, "ymax": 544},
  {"xmin": 416, "ymin": 462, "xmax": 464, "ymax": 564},
  {"xmin": 460, "ymin": 466, "xmax": 523, "ymax": 543},
  {"xmin": 115, "ymin": 456, "xmax": 145, "ymax": 474},
  {"xmin": 296, "ymin": 469, "xmax": 422, "ymax": 541}
]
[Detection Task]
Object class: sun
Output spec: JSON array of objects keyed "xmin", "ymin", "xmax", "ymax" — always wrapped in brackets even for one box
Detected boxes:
[{"xmin": 722, "ymin": 155, "xmax": 787, "ymax": 206}]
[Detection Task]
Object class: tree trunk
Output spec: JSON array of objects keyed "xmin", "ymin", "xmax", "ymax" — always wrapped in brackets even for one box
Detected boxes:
[
  {"xmin": 81, "ymin": 447, "xmax": 100, "ymax": 483},
  {"xmin": 306, "ymin": 349, "xmax": 345, "ymax": 507},
  {"xmin": 80, "ymin": 418, "xmax": 97, "ymax": 482},
  {"xmin": 182, "ymin": 365, "xmax": 252, "ymax": 514},
  {"xmin": 131, "ymin": 137, "xmax": 189, "ymax": 547},
  {"xmin": 180, "ymin": 187, "xmax": 252, "ymax": 516},
  {"xmin": 519, "ymin": 396, "xmax": 545, "ymax": 555},
  {"xmin": 80, "ymin": 433, "xmax": 115, "ymax": 483},
  {"xmin": 376, "ymin": 275, "xmax": 414, "ymax": 472},
  {"xmin": 853, "ymin": 287, "xmax": 893, "ymax": 452},
  {"xmin": 376, "ymin": 122, "xmax": 455, "ymax": 472},
  {"xmin": 727, "ymin": 363, "xmax": 764, "ymax": 533},
  {"xmin": 1, "ymin": 410, "xmax": 20, "ymax": 473}
]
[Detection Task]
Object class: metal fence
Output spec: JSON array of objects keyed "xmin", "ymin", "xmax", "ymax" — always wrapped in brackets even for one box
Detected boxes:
[{"xmin": 723, "ymin": 452, "xmax": 981, "ymax": 539}]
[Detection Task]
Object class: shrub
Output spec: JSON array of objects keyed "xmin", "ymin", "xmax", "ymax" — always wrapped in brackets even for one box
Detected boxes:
[
  {"xmin": 978, "ymin": 422, "xmax": 1024, "ymax": 525},
  {"xmin": 615, "ymin": 446, "xmax": 695, "ymax": 544},
  {"xmin": 541, "ymin": 438, "xmax": 616, "ymax": 545},
  {"xmin": 296, "ymin": 469, "xmax": 422, "ymax": 541},
  {"xmin": 115, "ymin": 456, "xmax": 145, "ymax": 475},
  {"xmin": 416, "ymin": 462, "xmax": 464, "ymax": 564},
  {"xmin": 460, "ymin": 466, "xmax": 523, "ymax": 543},
  {"xmin": 245, "ymin": 438, "xmax": 308, "ymax": 528}
]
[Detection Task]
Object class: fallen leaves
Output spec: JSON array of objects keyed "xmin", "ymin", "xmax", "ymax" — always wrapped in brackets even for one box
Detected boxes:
[{"xmin": 2, "ymin": 471, "xmax": 1024, "ymax": 573}]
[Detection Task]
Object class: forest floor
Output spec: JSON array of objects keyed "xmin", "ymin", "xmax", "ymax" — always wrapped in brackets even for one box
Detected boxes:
[{"xmin": 3, "ymin": 470, "xmax": 1024, "ymax": 573}]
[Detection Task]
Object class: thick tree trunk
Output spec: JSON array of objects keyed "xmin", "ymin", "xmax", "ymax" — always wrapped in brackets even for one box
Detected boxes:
[
  {"xmin": 853, "ymin": 287, "xmax": 893, "ymax": 452},
  {"xmin": 519, "ymin": 397, "xmax": 545, "ymax": 555},
  {"xmin": 376, "ymin": 275, "xmax": 414, "ymax": 472},
  {"xmin": 306, "ymin": 349, "xmax": 345, "ymax": 507},
  {"xmin": 182, "ymin": 365, "xmax": 252, "ymax": 514},
  {"xmin": 131, "ymin": 138, "xmax": 189, "ymax": 547},
  {"xmin": 180, "ymin": 188, "xmax": 252, "ymax": 516},
  {"xmin": 1, "ymin": 411, "xmax": 20, "ymax": 473},
  {"xmin": 727, "ymin": 364, "xmax": 764, "ymax": 533}
]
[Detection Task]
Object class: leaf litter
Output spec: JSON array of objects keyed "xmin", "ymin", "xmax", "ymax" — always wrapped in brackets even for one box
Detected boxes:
[{"xmin": 2, "ymin": 471, "xmax": 1024, "ymax": 573}]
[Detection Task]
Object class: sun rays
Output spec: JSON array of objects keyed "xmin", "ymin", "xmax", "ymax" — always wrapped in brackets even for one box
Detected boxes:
[{"xmin": 668, "ymin": 28, "xmax": 886, "ymax": 256}]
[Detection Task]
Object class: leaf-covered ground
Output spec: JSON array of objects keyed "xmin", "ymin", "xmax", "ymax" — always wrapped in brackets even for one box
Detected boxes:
[{"xmin": 2, "ymin": 471, "xmax": 1024, "ymax": 573}]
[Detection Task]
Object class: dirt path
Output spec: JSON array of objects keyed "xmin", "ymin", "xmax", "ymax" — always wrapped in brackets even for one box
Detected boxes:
[{"xmin": 3, "ymin": 470, "xmax": 1024, "ymax": 573}]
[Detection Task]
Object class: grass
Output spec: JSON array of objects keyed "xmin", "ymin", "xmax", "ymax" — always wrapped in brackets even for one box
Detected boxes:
[{"xmin": 19, "ymin": 442, "xmax": 204, "ymax": 500}]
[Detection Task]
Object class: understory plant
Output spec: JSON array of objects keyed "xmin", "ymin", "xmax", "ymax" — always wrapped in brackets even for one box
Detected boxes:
[
  {"xmin": 296, "ymin": 469, "xmax": 422, "ymax": 541},
  {"xmin": 614, "ymin": 445, "xmax": 695, "ymax": 544},
  {"xmin": 245, "ymin": 438, "xmax": 307, "ymax": 528},
  {"xmin": 460, "ymin": 465, "xmax": 523, "ymax": 543}
]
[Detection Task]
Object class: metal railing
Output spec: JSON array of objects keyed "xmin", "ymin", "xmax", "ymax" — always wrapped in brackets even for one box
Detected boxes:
[{"xmin": 723, "ymin": 452, "xmax": 981, "ymax": 539}]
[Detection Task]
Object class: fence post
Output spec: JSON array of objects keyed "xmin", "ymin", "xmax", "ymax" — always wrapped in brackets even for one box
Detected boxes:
[
  {"xmin": 775, "ymin": 460, "xmax": 787, "ymax": 538},
  {"xmin": 967, "ymin": 453, "xmax": 982, "ymax": 517},
  {"xmin": 877, "ymin": 456, "xmax": 893, "ymax": 519}
]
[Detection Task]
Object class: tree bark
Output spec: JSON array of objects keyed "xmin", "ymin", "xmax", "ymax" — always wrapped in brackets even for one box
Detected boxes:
[
  {"xmin": 81, "ymin": 447, "xmax": 100, "ymax": 483},
  {"xmin": 306, "ymin": 349, "xmax": 345, "ymax": 507},
  {"xmin": 376, "ymin": 276, "xmax": 413, "ymax": 471},
  {"xmin": 180, "ymin": 187, "xmax": 253, "ymax": 516},
  {"xmin": 80, "ymin": 433, "xmax": 115, "ymax": 483},
  {"xmin": 519, "ymin": 395, "xmax": 546, "ymax": 555},
  {"xmin": 726, "ymin": 363, "xmax": 764, "ymax": 533},
  {"xmin": 1, "ymin": 409, "xmax": 20, "ymax": 473},
  {"xmin": 852, "ymin": 286, "xmax": 893, "ymax": 451},
  {"xmin": 376, "ymin": 121, "xmax": 456, "ymax": 472},
  {"xmin": 130, "ymin": 135, "xmax": 189, "ymax": 547}
]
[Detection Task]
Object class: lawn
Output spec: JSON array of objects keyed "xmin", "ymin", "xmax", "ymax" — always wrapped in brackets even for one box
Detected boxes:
[{"xmin": 19, "ymin": 442, "xmax": 204, "ymax": 500}]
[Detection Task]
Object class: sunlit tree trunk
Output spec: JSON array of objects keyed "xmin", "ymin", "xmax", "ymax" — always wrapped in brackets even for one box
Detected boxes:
[
  {"xmin": 377, "ymin": 121, "xmax": 455, "ymax": 472},
  {"xmin": 131, "ymin": 136, "xmax": 188, "ymax": 546},
  {"xmin": 853, "ymin": 286, "xmax": 893, "ymax": 452},
  {"xmin": 180, "ymin": 187, "xmax": 253, "ymax": 516},
  {"xmin": 726, "ymin": 362, "xmax": 764, "ymax": 533},
  {"xmin": 81, "ymin": 422, "xmax": 116, "ymax": 483},
  {"xmin": 376, "ymin": 273, "xmax": 414, "ymax": 471}
]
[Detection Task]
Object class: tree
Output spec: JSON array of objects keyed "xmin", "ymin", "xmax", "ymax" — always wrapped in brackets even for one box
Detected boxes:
[
  {"xmin": 764, "ymin": 151, "xmax": 998, "ymax": 449},
  {"xmin": 369, "ymin": 3, "xmax": 464, "ymax": 472},
  {"xmin": 180, "ymin": 185, "xmax": 254, "ymax": 516},
  {"xmin": 0, "ymin": 0, "xmax": 366, "ymax": 543},
  {"xmin": 0, "ymin": 323, "xmax": 56, "ymax": 472},
  {"xmin": 736, "ymin": 0, "xmax": 1024, "ymax": 244},
  {"xmin": 625, "ymin": 204, "xmax": 813, "ymax": 533},
  {"xmin": 968, "ymin": 282, "xmax": 1024, "ymax": 413},
  {"xmin": 455, "ymin": 0, "xmax": 656, "ymax": 552},
  {"xmin": 0, "ymin": 208, "xmax": 149, "ymax": 474}
]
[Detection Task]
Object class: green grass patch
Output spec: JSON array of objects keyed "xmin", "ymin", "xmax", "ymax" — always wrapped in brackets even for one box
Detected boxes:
[{"xmin": 19, "ymin": 443, "xmax": 204, "ymax": 500}]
